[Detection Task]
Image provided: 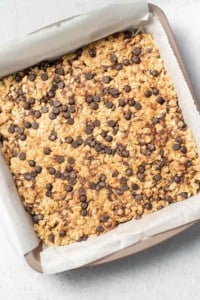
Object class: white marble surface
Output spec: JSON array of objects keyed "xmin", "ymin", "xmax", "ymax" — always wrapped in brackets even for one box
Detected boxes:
[{"xmin": 1, "ymin": 1, "xmax": 200, "ymax": 299}]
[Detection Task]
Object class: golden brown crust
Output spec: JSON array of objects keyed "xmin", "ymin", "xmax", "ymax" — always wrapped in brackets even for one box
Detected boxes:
[{"xmin": 0, "ymin": 32, "xmax": 200, "ymax": 246}]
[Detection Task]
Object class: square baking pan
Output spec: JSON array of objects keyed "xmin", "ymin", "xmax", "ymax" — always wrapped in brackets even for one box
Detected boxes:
[
  {"xmin": 0, "ymin": 4, "xmax": 199, "ymax": 273},
  {"xmin": 22, "ymin": 3, "xmax": 198, "ymax": 273}
]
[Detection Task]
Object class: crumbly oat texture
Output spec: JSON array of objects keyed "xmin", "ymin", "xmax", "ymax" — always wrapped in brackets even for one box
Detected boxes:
[{"xmin": 0, "ymin": 32, "xmax": 200, "ymax": 246}]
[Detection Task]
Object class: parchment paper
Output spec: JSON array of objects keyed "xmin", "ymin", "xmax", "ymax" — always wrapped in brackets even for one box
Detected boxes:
[{"xmin": 1, "ymin": 1, "xmax": 200, "ymax": 274}]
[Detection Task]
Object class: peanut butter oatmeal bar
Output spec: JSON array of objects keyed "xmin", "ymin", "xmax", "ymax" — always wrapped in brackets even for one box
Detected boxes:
[{"xmin": 0, "ymin": 31, "xmax": 200, "ymax": 246}]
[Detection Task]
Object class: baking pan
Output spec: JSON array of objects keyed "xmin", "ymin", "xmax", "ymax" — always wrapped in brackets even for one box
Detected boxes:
[{"xmin": 24, "ymin": 3, "xmax": 198, "ymax": 273}]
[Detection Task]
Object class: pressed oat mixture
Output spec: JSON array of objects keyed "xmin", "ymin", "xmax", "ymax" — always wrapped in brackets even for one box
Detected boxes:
[{"xmin": 0, "ymin": 32, "xmax": 200, "ymax": 246}]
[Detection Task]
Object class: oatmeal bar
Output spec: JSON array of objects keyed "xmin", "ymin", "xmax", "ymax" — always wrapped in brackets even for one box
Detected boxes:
[{"xmin": 0, "ymin": 32, "xmax": 200, "ymax": 246}]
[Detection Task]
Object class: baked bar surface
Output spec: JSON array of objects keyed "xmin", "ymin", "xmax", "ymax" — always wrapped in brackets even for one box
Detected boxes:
[{"xmin": 0, "ymin": 32, "xmax": 200, "ymax": 246}]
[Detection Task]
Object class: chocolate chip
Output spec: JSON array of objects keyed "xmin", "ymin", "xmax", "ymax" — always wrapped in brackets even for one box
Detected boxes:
[
  {"xmin": 46, "ymin": 190, "xmax": 52, "ymax": 197},
  {"xmin": 23, "ymin": 102, "xmax": 31, "ymax": 110},
  {"xmin": 151, "ymin": 70, "xmax": 160, "ymax": 77},
  {"xmin": 137, "ymin": 173, "xmax": 145, "ymax": 180},
  {"xmin": 24, "ymin": 121, "xmax": 31, "ymax": 128},
  {"xmin": 58, "ymin": 81, "xmax": 65, "ymax": 89},
  {"xmin": 71, "ymin": 141, "xmax": 79, "ymax": 148},
  {"xmin": 28, "ymin": 73, "xmax": 36, "ymax": 81},
  {"xmin": 184, "ymin": 160, "xmax": 192, "ymax": 168},
  {"xmin": 121, "ymin": 150, "xmax": 129, "ymax": 157},
  {"xmin": 35, "ymin": 166, "xmax": 42, "ymax": 173},
  {"xmin": 46, "ymin": 183, "xmax": 53, "ymax": 190},
  {"xmin": 126, "ymin": 168, "xmax": 133, "ymax": 176},
  {"xmin": 29, "ymin": 160, "xmax": 36, "ymax": 167},
  {"xmin": 63, "ymin": 112, "xmax": 70, "ymax": 119},
  {"xmin": 133, "ymin": 47, "xmax": 141, "ymax": 56},
  {"xmin": 89, "ymin": 48, "xmax": 96, "ymax": 57},
  {"xmin": 105, "ymin": 147, "xmax": 112, "ymax": 155},
  {"xmin": 124, "ymin": 30, "xmax": 132, "ymax": 39},
  {"xmin": 34, "ymin": 110, "xmax": 41, "ymax": 119},
  {"xmin": 85, "ymin": 72, "xmax": 94, "ymax": 80},
  {"xmin": 55, "ymin": 171, "xmax": 61, "ymax": 178},
  {"xmin": 66, "ymin": 136, "xmax": 73, "ymax": 144},
  {"xmin": 105, "ymin": 101, "xmax": 113, "ymax": 109},
  {"xmin": 15, "ymin": 74, "xmax": 22, "ymax": 82},
  {"xmin": 47, "ymin": 90, "xmax": 55, "ymax": 98},
  {"xmin": 80, "ymin": 194, "xmax": 87, "ymax": 202},
  {"xmin": 112, "ymin": 170, "xmax": 119, "ymax": 177},
  {"xmin": 48, "ymin": 234, "xmax": 55, "ymax": 243},
  {"xmin": 55, "ymin": 155, "xmax": 64, "ymax": 164},
  {"xmin": 124, "ymin": 111, "xmax": 132, "ymax": 120},
  {"xmin": 62, "ymin": 105, "xmax": 68, "ymax": 112},
  {"xmin": 41, "ymin": 73, "xmax": 48, "ymax": 81},
  {"xmin": 66, "ymin": 165, "xmax": 73, "ymax": 172},
  {"xmin": 51, "ymin": 83, "xmax": 58, "ymax": 91},
  {"xmin": 32, "ymin": 122, "xmax": 39, "ymax": 129},
  {"xmin": 67, "ymin": 157, "xmax": 75, "ymax": 164},
  {"xmin": 8, "ymin": 125, "xmax": 15, "ymax": 133},
  {"xmin": 93, "ymin": 119, "xmax": 100, "ymax": 127},
  {"xmin": 53, "ymin": 100, "xmax": 61, "ymax": 107},
  {"xmin": 19, "ymin": 134, "xmax": 27, "ymax": 141},
  {"xmin": 115, "ymin": 63, "xmax": 122, "ymax": 71},
  {"xmin": 180, "ymin": 146, "xmax": 187, "ymax": 153},
  {"xmin": 19, "ymin": 152, "xmax": 26, "ymax": 160},
  {"xmin": 156, "ymin": 97, "xmax": 165, "ymax": 105},
  {"xmin": 44, "ymin": 147, "xmax": 51, "ymax": 155},
  {"xmin": 67, "ymin": 118, "xmax": 74, "ymax": 125},
  {"xmin": 152, "ymin": 117, "xmax": 159, "ymax": 124},
  {"xmin": 124, "ymin": 85, "xmax": 131, "ymax": 93},
  {"xmin": 134, "ymin": 102, "xmax": 142, "ymax": 110},
  {"xmin": 48, "ymin": 167, "xmax": 56, "ymax": 175},
  {"xmin": 131, "ymin": 183, "xmax": 139, "ymax": 190},
  {"xmin": 135, "ymin": 194, "xmax": 143, "ymax": 201},
  {"xmin": 86, "ymin": 95, "xmax": 93, "ymax": 104},
  {"xmin": 165, "ymin": 195, "xmax": 173, "ymax": 203},
  {"xmin": 49, "ymin": 132, "xmax": 57, "ymax": 141},
  {"xmin": 33, "ymin": 214, "xmax": 44, "ymax": 223},
  {"xmin": 81, "ymin": 202, "xmax": 88, "ymax": 209},
  {"xmin": 119, "ymin": 99, "xmax": 126, "ymax": 107},
  {"xmin": 173, "ymin": 143, "xmax": 180, "ymax": 151},
  {"xmin": 103, "ymin": 76, "xmax": 112, "ymax": 84},
  {"xmin": 59, "ymin": 230, "xmax": 66, "ymax": 237},
  {"xmin": 110, "ymin": 53, "xmax": 118, "ymax": 63},
  {"xmin": 52, "ymin": 107, "xmax": 60, "ymax": 115},
  {"xmin": 85, "ymin": 125, "xmax": 94, "ymax": 135},
  {"xmin": 16, "ymin": 127, "xmax": 24, "ymax": 134},
  {"xmin": 154, "ymin": 174, "xmax": 161, "ymax": 181},
  {"xmin": 152, "ymin": 87, "xmax": 159, "ymax": 95},
  {"xmin": 96, "ymin": 225, "xmax": 104, "ymax": 233},
  {"xmin": 81, "ymin": 209, "xmax": 87, "ymax": 216},
  {"xmin": 144, "ymin": 90, "xmax": 152, "ymax": 98},
  {"xmin": 132, "ymin": 56, "xmax": 141, "ymax": 64},
  {"xmin": 173, "ymin": 175, "xmax": 181, "ymax": 183},
  {"xmin": 55, "ymin": 66, "xmax": 64, "ymax": 75},
  {"xmin": 99, "ymin": 174, "xmax": 106, "ymax": 182},
  {"xmin": 89, "ymin": 182, "xmax": 96, "ymax": 190},
  {"xmin": 145, "ymin": 203, "xmax": 152, "ymax": 210},
  {"xmin": 175, "ymin": 137, "xmax": 183, "ymax": 144},
  {"xmin": 128, "ymin": 99, "xmax": 136, "ymax": 106},
  {"xmin": 77, "ymin": 137, "xmax": 83, "ymax": 145},
  {"xmin": 105, "ymin": 135, "xmax": 113, "ymax": 142},
  {"xmin": 108, "ymin": 88, "xmax": 120, "ymax": 97},
  {"xmin": 24, "ymin": 173, "xmax": 32, "ymax": 181},
  {"xmin": 41, "ymin": 106, "xmax": 49, "ymax": 113},
  {"xmin": 90, "ymin": 102, "xmax": 99, "ymax": 110},
  {"xmin": 107, "ymin": 120, "xmax": 116, "ymax": 127},
  {"xmin": 93, "ymin": 95, "xmax": 100, "ymax": 103},
  {"xmin": 123, "ymin": 58, "xmax": 130, "ymax": 66},
  {"xmin": 65, "ymin": 184, "xmax": 73, "ymax": 192},
  {"xmin": 100, "ymin": 214, "xmax": 109, "ymax": 223}
]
